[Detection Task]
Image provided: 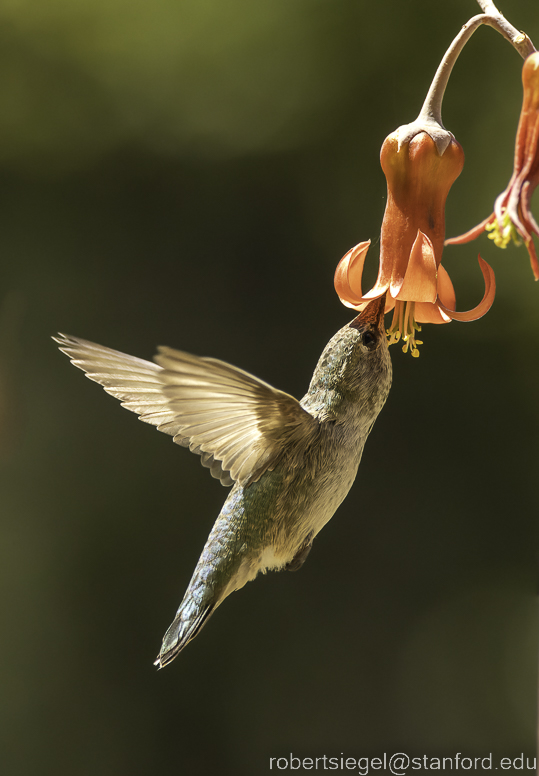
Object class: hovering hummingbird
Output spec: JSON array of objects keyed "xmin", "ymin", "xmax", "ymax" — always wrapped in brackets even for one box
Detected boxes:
[{"xmin": 54, "ymin": 295, "xmax": 391, "ymax": 668}]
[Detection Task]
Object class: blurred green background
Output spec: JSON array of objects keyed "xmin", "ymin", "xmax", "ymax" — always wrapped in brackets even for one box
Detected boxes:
[{"xmin": 0, "ymin": 0, "xmax": 538, "ymax": 773}]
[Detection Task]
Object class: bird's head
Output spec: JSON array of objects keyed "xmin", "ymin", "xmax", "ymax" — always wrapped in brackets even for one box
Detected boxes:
[{"xmin": 304, "ymin": 295, "xmax": 392, "ymax": 422}]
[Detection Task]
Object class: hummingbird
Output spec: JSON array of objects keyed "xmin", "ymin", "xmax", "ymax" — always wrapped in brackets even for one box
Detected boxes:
[{"xmin": 54, "ymin": 295, "xmax": 391, "ymax": 668}]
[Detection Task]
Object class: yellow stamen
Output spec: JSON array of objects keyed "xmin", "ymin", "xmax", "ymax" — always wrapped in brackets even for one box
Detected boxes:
[
  {"xmin": 387, "ymin": 300, "xmax": 423, "ymax": 356},
  {"xmin": 485, "ymin": 209, "xmax": 522, "ymax": 248}
]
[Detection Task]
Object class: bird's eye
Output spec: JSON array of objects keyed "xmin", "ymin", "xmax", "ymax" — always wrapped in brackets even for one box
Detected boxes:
[{"xmin": 361, "ymin": 329, "xmax": 377, "ymax": 350}]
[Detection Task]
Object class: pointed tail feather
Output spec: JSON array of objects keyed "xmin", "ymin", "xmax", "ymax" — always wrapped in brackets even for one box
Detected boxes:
[{"xmin": 154, "ymin": 604, "xmax": 217, "ymax": 668}]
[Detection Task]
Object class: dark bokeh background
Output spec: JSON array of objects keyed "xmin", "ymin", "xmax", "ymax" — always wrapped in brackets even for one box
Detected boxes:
[{"xmin": 1, "ymin": 1, "xmax": 538, "ymax": 773}]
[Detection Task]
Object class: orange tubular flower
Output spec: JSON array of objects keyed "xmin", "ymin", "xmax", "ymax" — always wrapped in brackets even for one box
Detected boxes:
[
  {"xmin": 446, "ymin": 52, "xmax": 539, "ymax": 280},
  {"xmin": 335, "ymin": 130, "xmax": 496, "ymax": 356}
]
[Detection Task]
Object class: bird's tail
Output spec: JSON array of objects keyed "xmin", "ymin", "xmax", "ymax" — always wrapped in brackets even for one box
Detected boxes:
[
  {"xmin": 154, "ymin": 603, "xmax": 217, "ymax": 669},
  {"xmin": 154, "ymin": 498, "xmax": 252, "ymax": 668}
]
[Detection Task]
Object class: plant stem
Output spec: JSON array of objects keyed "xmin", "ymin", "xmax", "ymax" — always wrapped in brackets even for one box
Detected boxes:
[{"xmin": 418, "ymin": 4, "xmax": 535, "ymax": 129}]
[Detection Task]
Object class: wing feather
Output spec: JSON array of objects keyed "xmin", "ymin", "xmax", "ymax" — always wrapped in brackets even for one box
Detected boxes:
[{"xmin": 54, "ymin": 333, "xmax": 317, "ymax": 487}]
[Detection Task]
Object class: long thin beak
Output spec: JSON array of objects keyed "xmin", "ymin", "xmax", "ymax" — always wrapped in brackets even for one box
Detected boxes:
[{"xmin": 350, "ymin": 294, "xmax": 387, "ymax": 332}]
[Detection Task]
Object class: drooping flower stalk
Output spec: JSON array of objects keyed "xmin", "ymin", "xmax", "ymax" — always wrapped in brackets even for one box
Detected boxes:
[{"xmin": 397, "ymin": 1, "xmax": 534, "ymax": 155}]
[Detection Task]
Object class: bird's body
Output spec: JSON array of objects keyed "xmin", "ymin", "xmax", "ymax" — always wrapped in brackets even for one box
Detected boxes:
[{"xmin": 55, "ymin": 297, "xmax": 391, "ymax": 667}]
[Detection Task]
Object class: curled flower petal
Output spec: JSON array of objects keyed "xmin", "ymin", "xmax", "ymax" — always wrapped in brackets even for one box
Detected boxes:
[
  {"xmin": 334, "ymin": 241, "xmax": 372, "ymax": 308},
  {"xmin": 521, "ymin": 181, "xmax": 539, "ymax": 279},
  {"xmin": 521, "ymin": 179, "xmax": 539, "ymax": 235},
  {"xmin": 414, "ymin": 265, "xmax": 456, "ymax": 323},
  {"xmin": 436, "ymin": 264, "xmax": 457, "ymax": 311},
  {"xmin": 445, "ymin": 215, "xmax": 493, "ymax": 246},
  {"xmin": 525, "ymin": 237, "xmax": 539, "ymax": 279},
  {"xmin": 383, "ymin": 296, "xmax": 397, "ymax": 314},
  {"xmin": 414, "ymin": 303, "xmax": 452, "ymax": 324},
  {"xmin": 394, "ymin": 230, "xmax": 438, "ymax": 303},
  {"xmin": 334, "ymin": 240, "xmax": 391, "ymax": 308},
  {"xmin": 437, "ymin": 256, "xmax": 496, "ymax": 322}
]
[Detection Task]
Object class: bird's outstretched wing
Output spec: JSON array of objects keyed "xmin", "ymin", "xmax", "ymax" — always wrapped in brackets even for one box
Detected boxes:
[{"xmin": 54, "ymin": 334, "xmax": 317, "ymax": 487}]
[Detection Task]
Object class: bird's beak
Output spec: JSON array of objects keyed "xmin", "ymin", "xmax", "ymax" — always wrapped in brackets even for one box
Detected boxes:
[{"xmin": 350, "ymin": 294, "xmax": 387, "ymax": 332}]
